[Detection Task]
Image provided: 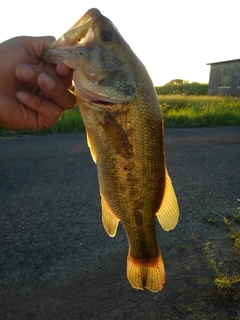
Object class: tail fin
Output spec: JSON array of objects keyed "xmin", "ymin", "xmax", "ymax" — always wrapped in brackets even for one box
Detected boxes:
[{"xmin": 127, "ymin": 250, "xmax": 165, "ymax": 292}]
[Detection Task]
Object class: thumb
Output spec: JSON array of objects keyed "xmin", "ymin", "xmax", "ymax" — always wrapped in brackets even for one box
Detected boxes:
[{"xmin": 24, "ymin": 36, "xmax": 57, "ymax": 59}]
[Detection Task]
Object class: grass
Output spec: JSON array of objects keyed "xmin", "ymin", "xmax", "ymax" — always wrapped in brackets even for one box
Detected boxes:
[
  {"xmin": 159, "ymin": 95, "xmax": 240, "ymax": 128},
  {"xmin": 46, "ymin": 105, "xmax": 85, "ymax": 133},
  {"xmin": 0, "ymin": 95, "xmax": 240, "ymax": 136},
  {"xmin": 205, "ymin": 211, "xmax": 240, "ymax": 290},
  {"xmin": 223, "ymin": 216, "xmax": 240, "ymax": 251},
  {"xmin": 205, "ymin": 242, "xmax": 240, "ymax": 289}
]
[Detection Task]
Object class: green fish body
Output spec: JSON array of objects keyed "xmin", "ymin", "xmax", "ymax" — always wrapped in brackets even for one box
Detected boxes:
[{"xmin": 43, "ymin": 8, "xmax": 179, "ymax": 292}]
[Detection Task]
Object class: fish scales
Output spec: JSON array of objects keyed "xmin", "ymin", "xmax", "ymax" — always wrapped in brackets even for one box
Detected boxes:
[
  {"xmin": 79, "ymin": 66, "xmax": 164, "ymax": 257},
  {"xmin": 42, "ymin": 8, "xmax": 179, "ymax": 292}
]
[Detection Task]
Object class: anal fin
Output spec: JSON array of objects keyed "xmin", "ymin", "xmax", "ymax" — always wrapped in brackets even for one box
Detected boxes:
[
  {"xmin": 156, "ymin": 167, "xmax": 179, "ymax": 231},
  {"xmin": 101, "ymin": 192, "xmax": 120, "ymax": 237}
]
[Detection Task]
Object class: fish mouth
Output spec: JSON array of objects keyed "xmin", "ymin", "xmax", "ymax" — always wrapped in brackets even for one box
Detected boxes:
[
  {"xmin": 42, "ymin": 8, "xmax": 136, "ymax": 105},
  {"xmin": 73, "ymin": 64, "xmax": 123, "ymax": 104},
  {"xmin": 43, "ymin": 9, "xmax": 103, "ymax": 99},
  {"xmin": 42, "ymin": 8, "xmax": 98, "ymax": 64},
  {"xmin": 75, "ymin": 80, "xmax": 126, "ymax": 105}
]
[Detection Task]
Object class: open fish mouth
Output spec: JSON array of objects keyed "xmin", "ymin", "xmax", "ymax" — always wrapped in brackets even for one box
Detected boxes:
[
  {"xmin": 43, "ymin": 8, "xmax": 97, "ymax": 65},
  {"xmin": 43, "ymin": 8, "xmax": 136, "ymax": 104}
]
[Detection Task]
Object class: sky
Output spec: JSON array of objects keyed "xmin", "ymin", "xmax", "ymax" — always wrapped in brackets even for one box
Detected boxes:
[{"xmin": 1, "ymin": 0, "xmax": 239, "ymax": 86}]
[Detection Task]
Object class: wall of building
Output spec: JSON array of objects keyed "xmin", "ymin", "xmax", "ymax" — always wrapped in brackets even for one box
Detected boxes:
[{"xmin": 208, "ymin": 60, "xmax": 240, "ymax": 96}]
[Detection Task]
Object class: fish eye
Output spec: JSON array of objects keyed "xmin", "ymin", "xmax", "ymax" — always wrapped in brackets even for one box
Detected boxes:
[{"xmin": 101, "ymin": 29, "xmax": 114, "ymax": 42}]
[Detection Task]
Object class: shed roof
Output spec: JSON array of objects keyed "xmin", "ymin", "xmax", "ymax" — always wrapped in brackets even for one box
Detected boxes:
[{"xmin": 207, "ymin": 59, "xmax": 240, "ymax": 66}]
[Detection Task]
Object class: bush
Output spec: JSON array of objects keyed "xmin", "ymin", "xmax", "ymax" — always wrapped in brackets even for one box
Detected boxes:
[{"xmin": 155, "ymin": 79, "xmax": 208, "ymax": 96}]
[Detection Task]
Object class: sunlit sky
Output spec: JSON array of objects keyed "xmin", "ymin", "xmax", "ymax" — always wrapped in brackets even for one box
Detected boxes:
[{"xmin": 1, "ymin": 0, "xmax": 239, "ymax": 86}]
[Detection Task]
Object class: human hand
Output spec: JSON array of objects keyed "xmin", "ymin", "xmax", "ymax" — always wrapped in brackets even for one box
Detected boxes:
[{"xmin": 0, "ymin": 36, "xmax": 76, "ymax": 130}]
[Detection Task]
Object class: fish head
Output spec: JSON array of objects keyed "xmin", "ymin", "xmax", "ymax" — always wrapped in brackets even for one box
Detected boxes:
[{"xmin": 43, "ymin": 8, "xmax": 136, "ymax": 104}]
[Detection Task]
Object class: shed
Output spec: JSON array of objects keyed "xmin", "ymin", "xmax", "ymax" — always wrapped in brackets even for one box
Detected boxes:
[{"xmin": 207, "ymin": 59, "xmax": 240, "ymax": 96}]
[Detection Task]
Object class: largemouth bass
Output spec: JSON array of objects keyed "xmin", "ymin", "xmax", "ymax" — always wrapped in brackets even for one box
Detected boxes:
[{"xmin": 43, "ymin": 8, "xmax": 179, "ymax": 292}]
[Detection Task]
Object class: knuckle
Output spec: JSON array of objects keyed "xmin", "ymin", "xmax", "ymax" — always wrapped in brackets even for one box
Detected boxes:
[{"xmin": 33, "ymin": 96, "xmax": 44, "ymax": 109}]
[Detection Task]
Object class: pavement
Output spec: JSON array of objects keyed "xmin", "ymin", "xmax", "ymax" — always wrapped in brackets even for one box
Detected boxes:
[{"xmin": 0, "ymin": 126, "xmax": 240, "ymax": 320}]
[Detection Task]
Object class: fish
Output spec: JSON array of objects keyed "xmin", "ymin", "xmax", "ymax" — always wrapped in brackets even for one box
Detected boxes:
[{"xmin": 43, "ymin": 8, "xmax": 179, "ymax": 292}]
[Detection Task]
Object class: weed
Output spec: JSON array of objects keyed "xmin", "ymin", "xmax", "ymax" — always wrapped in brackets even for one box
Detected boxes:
[
  {"xmin": 202, "ymin": 212, "xmax": 219, "ymax": 225},
  {"xmin": 191, "ymin": 233, "xmax": 198, "ymax": 249},
  {"xmin": 214, "ymin": 274, "xmax": 240, "ymax": 289},
  {"xmin": 207, "ymin": 217, "xmax": 218, "ymax": 223},
  {"xmin": 205, "ymin": 242, "xmax": 222, "ymax": 278},
  {"xmin": 228, "ymin": 212, "xmax": 240, "ymax": 222},
  {"xmin": 176, "ymin": 245, "xmax": 185, "ymax": 251},
  {"xmin": 223, "ymin": 217, "xmax": 240, "ymax": 250},
  {"xmin": 205, "ymin": 242, "xmax": 240, "ymax": 289}
]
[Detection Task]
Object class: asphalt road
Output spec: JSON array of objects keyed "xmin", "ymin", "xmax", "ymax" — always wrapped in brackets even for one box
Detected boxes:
[{"xmin": 0, "ymin": 127, "xmax": 240, "ymax": 319}]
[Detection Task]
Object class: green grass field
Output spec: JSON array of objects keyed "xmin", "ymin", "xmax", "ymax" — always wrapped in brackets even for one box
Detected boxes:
[
  {"xmin": 159, "ymin": 95, "xmax": 240, "ymax": 128},
  {"xmin": 0, "ymin": 95, "xmax": 240, "ymax": 136}
]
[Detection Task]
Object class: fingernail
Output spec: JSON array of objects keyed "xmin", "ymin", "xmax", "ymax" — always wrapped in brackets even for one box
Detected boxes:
[
  {"xmin": 16, "ymin": 91, "xmax": 29, "ymax": 101},
  {"xmin": 16, "ymin": 65, "xmax": 34, "ymax": 80},
  {"xmin": 38, "ymin": 73, "xmax": 56, "ymax": 90}
]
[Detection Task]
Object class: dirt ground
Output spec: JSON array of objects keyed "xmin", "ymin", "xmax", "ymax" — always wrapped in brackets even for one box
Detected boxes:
[{"xmin": 0, "ymin": 127, "xmax": 240, "ymax": 320}]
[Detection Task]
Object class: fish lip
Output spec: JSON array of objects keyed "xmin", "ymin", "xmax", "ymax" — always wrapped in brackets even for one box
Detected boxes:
[{"xmin": 75, "ymin": 80, "xmax": 130, "ymax": 104}]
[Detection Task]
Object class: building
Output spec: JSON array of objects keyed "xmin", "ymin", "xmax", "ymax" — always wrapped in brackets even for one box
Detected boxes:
[{"xmin": 207, "ymin": 59, "xmax": 240, "ymax": 96}]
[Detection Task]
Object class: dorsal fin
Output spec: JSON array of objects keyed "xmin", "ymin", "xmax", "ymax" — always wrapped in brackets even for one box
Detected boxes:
[{"xmin": 156, "ymin": 168, "xmax": 179, "ymax": 231}]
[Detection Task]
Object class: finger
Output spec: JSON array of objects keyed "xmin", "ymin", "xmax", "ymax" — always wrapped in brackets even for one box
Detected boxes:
[
  {"xmin": 24, "ymin": 36, "xmax": 56, "ymax": 58},
  {"xmin": 15, "ymin": 64, "xmax": 48, "ymax": 85},
  {"xmin": 15, "ymin": 64, "xmax": 35, "ymax": 82},
  {"xmin": 16, "ymin": 91, "xmax": 63, "ymax": 129},
  {"xmin": 16, "ymin": 64, "xmax": 73, "ymax": 90},
  {"xmin": 15, "ymin": 64, "xmax": 76, "ymax": 110},
  {"xmin": 56, "ymin": 63, "xmax": 73, "ymax": 78},
  {"xmin": 37, "ymin": 73, "xmax": 76, "ymax": 110}
]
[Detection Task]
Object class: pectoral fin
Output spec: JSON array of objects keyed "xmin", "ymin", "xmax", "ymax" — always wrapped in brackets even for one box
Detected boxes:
[
  {"xmin": 101, "ymin": 112, "xmax": 133, "ymax": 159},
  {"xmin": 156, "ymin": 168, "xmax": 179, "ymax": 231},
  {"xmin": 86, "ymin": 130, "xmax": 97, "ymax": 163},
  {"xmin": 100, "ymin": 192, "xmax": 120, "ymax": 237}
]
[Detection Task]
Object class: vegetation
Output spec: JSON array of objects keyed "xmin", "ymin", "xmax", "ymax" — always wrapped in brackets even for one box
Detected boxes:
[
  {"xmin": 156, "ymin": 79, "xmax": 208, "ymax": 96},
  {"xmin": 205, "ymin": 211, "xmax": 240, "ymax": 290},
  {"xmin": 159, "ymin": 94, "xmax": 240, "ymax": 128},
  {"xmin": 224, "ymin": 216, "xmax": 240, "ymax": 251},
  {"xmin": 205, "ymin": 242, "xmax": 240, "ymax": 289},
  {"xmin": 1, "ymin": 80, "xmax": 240, "ymax": 136}
]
